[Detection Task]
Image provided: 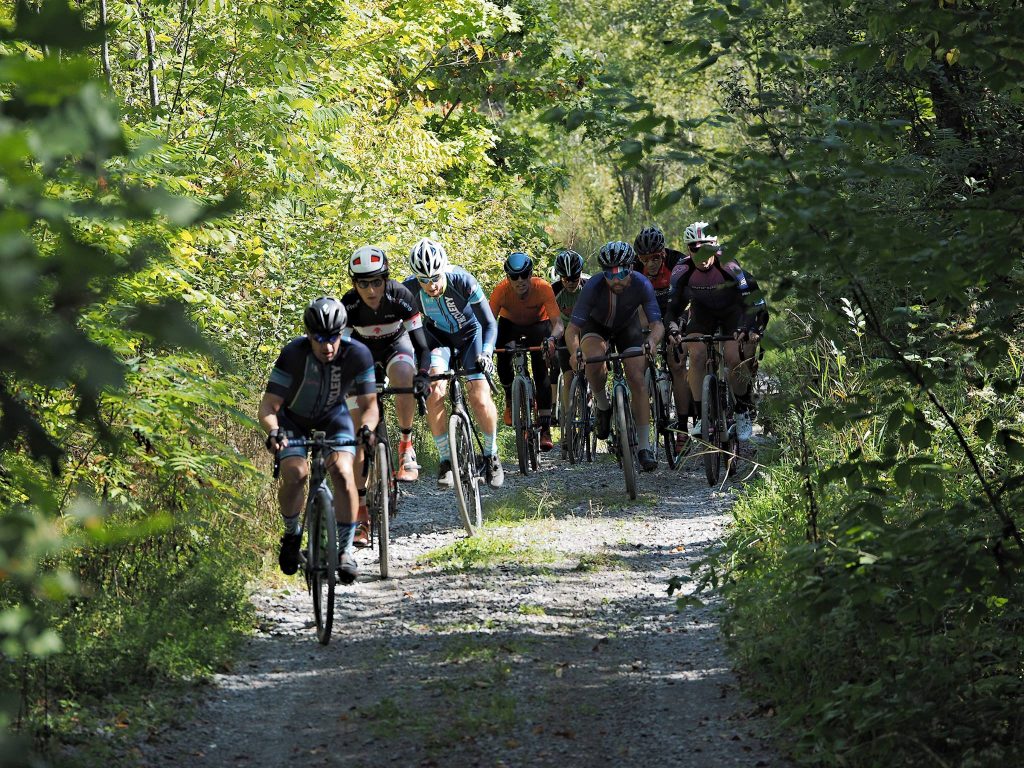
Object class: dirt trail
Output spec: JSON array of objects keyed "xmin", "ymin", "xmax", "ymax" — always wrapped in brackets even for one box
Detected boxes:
[{"xmin": 138, "ymin": 450, "xmax": 787, "ymax": 767}]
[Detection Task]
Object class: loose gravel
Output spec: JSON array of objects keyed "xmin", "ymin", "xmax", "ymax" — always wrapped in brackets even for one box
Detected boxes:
[{"xmin": 137, "ymin": 447, "xmax": 788, "ymax": 767}]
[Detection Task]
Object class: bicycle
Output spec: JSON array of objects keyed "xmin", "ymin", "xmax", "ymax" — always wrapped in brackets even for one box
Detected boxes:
[
  {"xmin": 579, "ymin": 347, "xmax": 646, "ymax": 500},
  {"xmin": 365, "ymin": 380, "xmax": 426, "ymax": 579},
  {"xmin": 644, "ymin": 338, "xmax": 688, "ymax": 470},
  {"xmin": 273, "ymin": 432, "xmax": 358, "ymax": 645},
  {"xmin": 430, "ymin": 358, "xmax": 497, "ymax": 536},
  {"xmin": 498, "ymin": 338, "xmax": 548, "ymax": 475},
  {"xmin": 685, "ymin": 333, "xmax": 741, "ymax": 486},
  {"xmin": 564, "ymin": 349, "xmax": 597, "ymax": 465}
]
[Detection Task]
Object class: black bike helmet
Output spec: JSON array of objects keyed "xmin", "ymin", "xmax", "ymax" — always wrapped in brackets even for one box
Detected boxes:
[
  {"xmin": 554, "ymin": 249, "xmax": 584, "ymax": 278},
  {"xmin": 634, "ymin": 225, "xmax": 665, "ymax": 255},
  {"xmin": 303, "ymin": 296, "xmax": 347, "ymax": 336},
  {"xmin": 597, "ymin": 241, "xmax": 635, "ymax": 270},
  {"xmin": 504, "ymin": 251, "xmax": 534, "ymax": 280}
]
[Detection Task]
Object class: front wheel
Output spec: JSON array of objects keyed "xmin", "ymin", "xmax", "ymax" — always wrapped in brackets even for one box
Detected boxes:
[
  {"xmin": 614, "ymin": 385, "xmax": 638, "ymax": 500},
  {"xmin": 308, "ymin": 489, "xmax": 336, "ymax": 645},
  {"xmin": 449, "ymin": 412, "xmax": 482, "ymax": 536},
  {"xmin": 367, "ymin": 441, "xmax": 391, "ymax": 579},
  {"xmin": 512, "ymin": 378, "xmax": 530, "ymax": 475},
  {"xmin": 702, "ymin": 374, "xmax": 723, "ymax": 486},
  {"xmin": 566, "ymin": 375, "xmax": 587, "ymax": 464}
]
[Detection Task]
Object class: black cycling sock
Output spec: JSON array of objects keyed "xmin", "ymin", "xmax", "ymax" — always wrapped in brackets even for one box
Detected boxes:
[
  {"xmin": 693, "ymin": 401, "xmax": 701, "ymax": 419},
  {"xmin": 400, "ymin": 428, "xmax": 413, "ymax": 436},
  {"xmin": 735, "ymin": 393, "xmax": 752, "ymax": 412},
  {"xmin": 283, "ymin": 514, "xmax": 300, "ymax": 535}
]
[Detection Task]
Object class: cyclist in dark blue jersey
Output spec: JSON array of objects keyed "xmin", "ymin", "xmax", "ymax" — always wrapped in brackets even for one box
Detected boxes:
[
  {"xmin": 403, "ymin": 237, "xmax": 504, "ymax": 489},
  {"xmin": 258, "ymin": 297, "xmax": 378, "ymax": 584},
  {"xmin": 564, "ymin": 241, "xmax": 665, "ymax": 472}
]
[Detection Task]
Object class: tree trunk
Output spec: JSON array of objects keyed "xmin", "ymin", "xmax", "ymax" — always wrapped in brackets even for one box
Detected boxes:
[{"xmin": 100, "ymin": 0, "xmax": 112, "ymax": 87}]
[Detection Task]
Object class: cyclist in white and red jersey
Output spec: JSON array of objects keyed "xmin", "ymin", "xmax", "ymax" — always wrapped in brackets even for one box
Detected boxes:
[{"xmin": 342, "ymin": 245, "xmax": 431, "ymax": 545}]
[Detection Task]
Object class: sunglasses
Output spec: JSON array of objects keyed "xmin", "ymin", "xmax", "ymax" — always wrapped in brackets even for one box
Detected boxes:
[
  {"xmin": 417, "ymin": 274, "xmax": 444, "ymax": 285},
  {"xmin": 562, "ymin": 274, "xmax": 583, "ymax": 283},
  {"xmin": 509, "ymin": 274, "xmax": 532, "ymax": 282},
  {"xmin": 603, "ymin": 267, "xmax": 631, "ymax": 281},
  {"xmin": 355, "ymin": 278, "xmax": 386, "ymax": 289},
  {"xmin": 639, "ymin": 250, "xmax": 665, "ymax": 260},
  {"xmin": 313, "ymin": 332, "xmax": 341, "ymax": 344}
]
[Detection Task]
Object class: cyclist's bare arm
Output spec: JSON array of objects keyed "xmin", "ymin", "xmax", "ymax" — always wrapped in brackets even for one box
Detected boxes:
[
  {"xmin": 355, "ymin": 392, "xmax": 379, "ymax": 435},
  {"xmin": 258, "ymin": 392, "xmax": 289, "ymax": 449},
  {"xmin": 564, "ymin": 323, "xmax": 582, "ymax": 367},
  {"xmin": 646, "ymin": 320, "xmax": 666, "ymax": 350}
]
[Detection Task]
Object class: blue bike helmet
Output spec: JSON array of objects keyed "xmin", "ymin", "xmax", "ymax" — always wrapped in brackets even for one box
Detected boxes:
[{"xmin": 504, "ymin": 251, "xmax": 534, "ymax": 280}]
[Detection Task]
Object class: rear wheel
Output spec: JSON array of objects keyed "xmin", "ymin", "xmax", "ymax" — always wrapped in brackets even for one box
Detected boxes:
[
  {"xmin": 702, "ymin": 374, "xmax": 722, "ymax": 486},
  {"xmin": 615, "ymin": 385, "xmax": 638, "ymax": 500},
  {"xmin": 512, "ymin": 378, "xmax": 530, "ymax": 475},
  {"xmin": 308, "ymin": 489, "xmax": 336, "ymax": 645},
  {"xmin": 367, "ymin": 442, "xmax": 391, "ymax": 578},
  {"xmin": 449, "ymin": 412, "xmax": 482, "ymax": 536},
  {"xmin": 527, "ymin": 383, "xmax": 539, "ymax": 471},
  {"xmin": 566, "ymin": 375, "xmax": 587, "ymax": 464}
]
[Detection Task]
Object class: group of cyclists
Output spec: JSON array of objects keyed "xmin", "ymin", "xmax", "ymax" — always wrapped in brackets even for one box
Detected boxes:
[{"xmin": 257, "ymin": 222, "xmax": 768, "ymax": 582}]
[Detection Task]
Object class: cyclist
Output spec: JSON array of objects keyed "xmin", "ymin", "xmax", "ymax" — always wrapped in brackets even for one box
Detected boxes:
[
  {"xmin": 342, "ymin": 245, "xmax": 432, "ymax": 546},
  {"xmin": 258, "ymin": 297, "xmax": 378, "ymax": 584},
  {"xmin": 564, "ymin": 241, "xmax": 664, "ymax": 472},
  {"xmin": 634, "ymin": 225, "xmax": 691, "ymax": 442},
  {"xmin": 666, "ymin": 221, "xmax": 768, "ymax": 442},
  {"xmin": 402, "ymin": 237, "xmax": 505, "ymax": 488},
  {"xmin": 489, "ymin": 251, "xmax": 563, "ymax": 452},
  {"xmin": 550, "ymin": 249, "xmax": 589, "ymax": 458}
]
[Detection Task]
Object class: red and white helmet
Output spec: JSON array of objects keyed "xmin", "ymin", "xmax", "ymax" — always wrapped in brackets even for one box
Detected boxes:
[
  {"xmin": 683, "ymin": 221, "xmax": 718, "ymax": 246},
  {"xmin": 349, "ymin": 246, "xmax": 389, "ymax": 278}
]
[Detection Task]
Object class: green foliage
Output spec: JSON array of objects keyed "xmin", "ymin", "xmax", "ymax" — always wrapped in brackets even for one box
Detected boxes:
[{"xmin": 2, "ymin": 0, "xmax": 599, "ymax": 762}]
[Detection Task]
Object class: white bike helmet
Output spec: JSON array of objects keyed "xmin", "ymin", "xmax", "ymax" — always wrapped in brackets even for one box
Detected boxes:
[
  {"xmin": 683, "ymin": 221, "xmax": 718, "ymax": 246},
  {"xmin": 349, "ymin": 246, "xmax": 389, "ymax": 278},
  {"xmin": 409, "ymin": 238, "xmax": 448, "ymax": 279}
]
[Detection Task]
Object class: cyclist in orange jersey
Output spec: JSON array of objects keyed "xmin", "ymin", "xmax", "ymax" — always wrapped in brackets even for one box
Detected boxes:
[{"xmin": 489, "ymin": 251, "xmax": 564, "ymax": 452}]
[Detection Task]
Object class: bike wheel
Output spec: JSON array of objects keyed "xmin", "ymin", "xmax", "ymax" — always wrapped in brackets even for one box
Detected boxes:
[
  {"xmin": 376, "ymin": 421, "xmax": 399, "ymax": 516},
  {"xmin": 449, "ymin": 412, "xmax": 482, "ymax": 536},
  {"xmin": 368, "ymin": 442, "xmax": 391, "ymax": 578},
  {"xmin": 722, "ymin": 386, "xmax": 740, "ymax": 480},
  {"xmin": 614, "ymin": 385, "xmax": 638, "ymax": 500},
  {"xmin": 566, "ymin": 375, "xmax": 586, "ymax": 464},
  {"xmin": 660, "ymin": 374, "xmax": 681, "ymax": 470},
  {"xmin": 586, "ymin": 395, "xmax": 597, "ymax": 462},
  {"xmin": 309, "ymin": 489, "xmax": 336, "ymax": 645},
  {"xmin": 644, "ymin": 366, "xmax": 662, "ymax": 464},
  {"xmin": 512, "ymin": 379, "xmax": 530, "ymax": 475},
  {"xmin": 527, "ymin": 384, "xmax": 539, "ymax": 471},
  {"xmin": 702, "ymin": 374, "xmax": 722, "ymax": 486}
]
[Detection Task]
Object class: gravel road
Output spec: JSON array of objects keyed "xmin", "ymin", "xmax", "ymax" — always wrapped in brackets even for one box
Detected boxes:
[{"xmin": 138, "ymin": 447, "xmax": 787, "ymax": 767}]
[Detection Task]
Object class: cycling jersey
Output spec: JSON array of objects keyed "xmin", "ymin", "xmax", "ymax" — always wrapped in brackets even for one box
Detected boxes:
[
  {"xmin": 569, "ymin": 272, "xmax": 662, "ymax": 331},
  {"xmin": 266, "ymin": 337, "xmax": 376, "ymax": 429},
  {"xmin": 341, "ymin": 279, "xmax": 431, "ymax": 371},
  {"xmin": 489, "ymin": 277, "xmax": 561, "ymax": 326},
  {"xmin": 638, "ymin": 262, "xmax": 674, "ymax": 316},
  {"xmin": 552, "ymin": 274, "xmax": 591, "ymax": 326},
  {"xmin": 402, "ymin": 267, "xmax": 498, "ymax": 354},
  {"xmin": 666, "ymin": 249, "xmax": 768, "ymax": 332}
]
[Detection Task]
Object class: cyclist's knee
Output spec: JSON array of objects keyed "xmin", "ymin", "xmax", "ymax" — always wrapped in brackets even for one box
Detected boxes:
[{"xmin": 278, "ymin": 459, "xmax": 308, "ymax": 487}]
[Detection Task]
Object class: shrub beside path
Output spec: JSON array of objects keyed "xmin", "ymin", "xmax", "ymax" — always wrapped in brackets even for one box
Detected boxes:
[{"xmin": 138, "ymin": 451, "xmax": 788, "ymax": 767}]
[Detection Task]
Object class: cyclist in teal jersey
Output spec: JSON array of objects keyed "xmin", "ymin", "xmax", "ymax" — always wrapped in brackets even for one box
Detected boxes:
[{"xmin": 402, "ymin": 237, "xmax": 504, "ymax": 489}]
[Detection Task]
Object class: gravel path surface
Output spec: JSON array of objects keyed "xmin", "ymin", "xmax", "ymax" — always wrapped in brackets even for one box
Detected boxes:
[{"xmin": 138, "ymin": 448, "xmax": 787, "ymax": 767}]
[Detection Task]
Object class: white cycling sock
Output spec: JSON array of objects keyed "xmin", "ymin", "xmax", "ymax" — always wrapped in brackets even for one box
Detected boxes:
[{"xmin": 433, "ymin": 434, "xmax": 451, "ymax": 461}]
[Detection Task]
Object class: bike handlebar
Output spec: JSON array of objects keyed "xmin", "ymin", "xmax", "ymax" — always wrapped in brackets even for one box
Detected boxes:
[{"xmin": 377, "ymin": 383, "xmax": 428, "ymax": 416}]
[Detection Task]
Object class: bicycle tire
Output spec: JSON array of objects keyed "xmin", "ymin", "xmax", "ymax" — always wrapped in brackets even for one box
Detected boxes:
[
  {"xmin": 660, "ymin": 372, "xmax": 681, "ymax": 469},
  {"xmin": 376, "ymin": 420, "xmax": 399, "ymax": 517},
  {"xmin": 309, "ymin": 488, "xmax": 336, "ymax": 645},
  {"xmin": 368, "ymin": 441, "xmax": 391, "ymax": 579},
  {"xmin": 527, "ymin": 382, "xmax": 539, "ymax": 471},
  {"xmin": 566, "ymin": 375, "xmax": 586, "ymax": 464},
  {"xmin": 702, "ymin": 374, "xmax": 722, "ymax": 486},
  {"xmin": 644, "ymin": 365, "xmax": 662, "ymax": 464},
  {"xmin": 512, "ymin": 378, "xmax": 530, "ymax": 475},
  {"xmin": 722, "ymin": 384, "xmax": 740, "ymax": 480},
  {"xmin": 614, "ymin": 385, "xmax": 638, "ymax": 500},
  {"xmin": 449, "ymin": 412, "xmax": 482, "ymax": 536}
]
